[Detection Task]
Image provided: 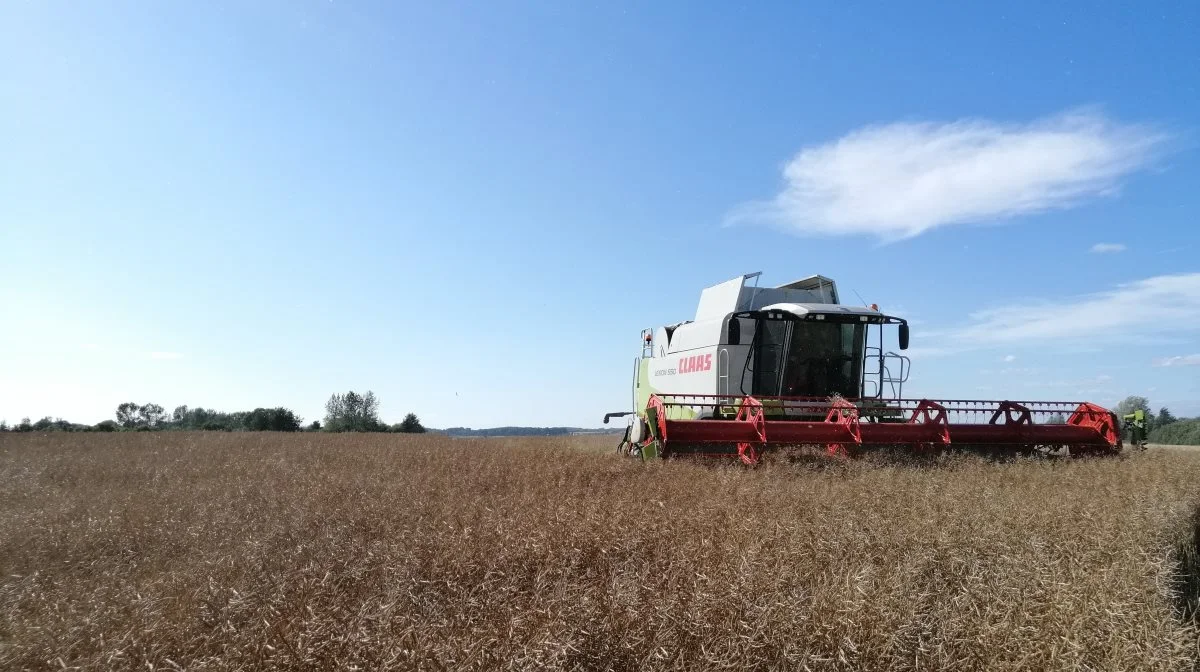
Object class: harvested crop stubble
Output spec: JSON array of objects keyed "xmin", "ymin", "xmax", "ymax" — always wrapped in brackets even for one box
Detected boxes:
[{"xmin": 1, "ymin": 432, "xmax": 1199, "ymax": 671}]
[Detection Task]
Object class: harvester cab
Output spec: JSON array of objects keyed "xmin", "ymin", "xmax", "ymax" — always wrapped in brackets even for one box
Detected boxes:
[{"xmin": 604, "ymin": 272, "xmax": 1122, "ymax": 463}]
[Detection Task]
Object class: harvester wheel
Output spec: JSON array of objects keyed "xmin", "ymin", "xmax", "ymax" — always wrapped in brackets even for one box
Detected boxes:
[
  {"xmin": 615, "ymin": 425, "xmax": 631, "ymax": 455},
  {"xmin": 1035, "ymin": 444, "xmax": 1069, "ymax": 458},
  {"xmin": 737, "ymin": 442, "xmax": 762, "ymax": 466}
]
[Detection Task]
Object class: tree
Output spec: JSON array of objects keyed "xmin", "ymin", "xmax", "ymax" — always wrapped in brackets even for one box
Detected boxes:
[
  {"xmin": 16, "ymin": 417, "xmax": 32, "ymax": 432},
  {"xmin": 31, "ymin": 417, "xmax": 77, "ymax": 431},
  {"xmin": 397, "ymin": 413, "xmax": 426, "ymax": 433},
  {"xmin": 1157, "ymin": 407, "xmax": 1177, "ymax": 427},
  {"xmin": 1045, "ymin": 413, "xmax": 1066, "ymax": 425},
  {"xmin": 138, "ymin": 403, "xmax": 165, "ymax": 428},
  {"xmin": 0, "ymin": 420, "xmax": 7, "ymax": 432},
  {"xmin": 243, "ymin": 408, "xmax": 302, "ymax": 432},
  {"xmin": 114, "ymin": 402, "xmax": 165, "ymax": 429},
  {"xmin": 1114, "ymin": 395, "xmax": 1151, "ymax": 419},
  {"xmin": 94, "ymin": 420, "xmax": 118, "ymax": 432},
  {"xmin": 188, "ymin": 407, "xmax": 214, "ymax": 430},
  {"xmin": 116, "ymin": 402, "xmax": 141, "ymax": 428},
  {"xmin": 308, "ymin": 420, "xmax": 322, "ymax": 431},
  {"xmin": 324, "ymin": 390, "xmax": 382, "ymax": 432}
]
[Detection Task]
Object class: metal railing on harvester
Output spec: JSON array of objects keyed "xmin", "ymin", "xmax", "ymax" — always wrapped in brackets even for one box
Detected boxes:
[{"xmin": 642, "ymin": 394, "xmax": 1122, "ymax": 464}]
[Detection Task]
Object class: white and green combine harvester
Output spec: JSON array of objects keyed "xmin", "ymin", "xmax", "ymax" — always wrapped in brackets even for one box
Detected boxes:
[{"xmin": 603, "ymin": 272, "xmax": 1123, "ymax": 463}]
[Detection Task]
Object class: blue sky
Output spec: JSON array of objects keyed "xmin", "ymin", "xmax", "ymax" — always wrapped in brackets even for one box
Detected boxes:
[{"xmin": 2, "ymin": 1, "xmax": 1198, "ymax": 427}]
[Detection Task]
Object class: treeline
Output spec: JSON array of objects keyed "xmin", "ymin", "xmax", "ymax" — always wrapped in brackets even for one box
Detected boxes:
[
  {"xmin": 0, "ymin": 417, "xmax": 99, "ymax": 433},
  {"xmin": 128, "ymin": 404, "xmax": 305, "ymax": 432},
  {"xmin": 1, "ymin": 406, "xmax": 308, "ymax": 433},
  {"xmin": 1, "ymin": 390, "xmax": 427, "ymax": 435},
  {"xmin": 1148, "ymin": 419, "xmax": 1200, "ymax": 446}
]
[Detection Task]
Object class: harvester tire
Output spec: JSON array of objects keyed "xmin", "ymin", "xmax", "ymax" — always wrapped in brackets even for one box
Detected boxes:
[{"xmin": 616, "ymin": 425, "xmax": 634, "ymax": 456}]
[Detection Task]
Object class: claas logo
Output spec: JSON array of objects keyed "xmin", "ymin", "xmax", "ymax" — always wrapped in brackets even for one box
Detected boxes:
[{"xmin": 678, "ymin": 354, "xmax": 712, "ymax": 374}]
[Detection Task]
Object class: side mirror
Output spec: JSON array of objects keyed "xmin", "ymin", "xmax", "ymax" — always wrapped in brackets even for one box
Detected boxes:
[{"xmin": 898, "ymin": 322, "xmax": 910, "ymax": 350}]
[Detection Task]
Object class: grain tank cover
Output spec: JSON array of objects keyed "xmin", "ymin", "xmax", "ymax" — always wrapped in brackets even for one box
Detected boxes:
[
  {"xmin": 774, "ymin": 275, "xmax": 839, "ymax": 304},
  {"xmin": 693, "ymin": 272, "xmax": 841, "ymax": 322}
]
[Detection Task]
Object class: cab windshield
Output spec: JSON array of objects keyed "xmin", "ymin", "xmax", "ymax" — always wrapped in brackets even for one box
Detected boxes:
[{"xmin": 750, "ymin": 318, "xmax": 865, "ymax": 398}]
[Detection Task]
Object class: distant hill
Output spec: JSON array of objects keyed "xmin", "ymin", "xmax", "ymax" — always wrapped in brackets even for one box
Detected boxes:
[{"xmin": 435, "ymin": 426, "xmax": 623, "ymax": 438}]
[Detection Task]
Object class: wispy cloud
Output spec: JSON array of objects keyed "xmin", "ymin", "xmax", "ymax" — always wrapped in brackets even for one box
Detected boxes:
[
  {"xmin": 916, "ymin": 273, "xmax": 1200, "ymax": 354},
  {"xmin": 1003, "ymin": 354, "xmax": 1016, "ymax": 362},
  {"xmin": 1090, "ymin": 242, "xmax": 1126, "ymax": 253},
  {"xmin": 954, "ymin": 273, "xmax": 1200, "ymax": 344},
  {"xmin": 1155, "ymin": 354, "xmax": 1200, "ymax": 367},
  {"xmin": 727, "ymin": 109, "xmax": 1166, "ymax": 241},
  {"xmin": 149, "ymin": 351, "xmax": 183, "ymax": 360}
]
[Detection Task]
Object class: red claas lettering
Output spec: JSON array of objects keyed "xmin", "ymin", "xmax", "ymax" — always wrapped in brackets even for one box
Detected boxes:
[{"xmin": 676, "ymin": 354, "xmax": 713, "ymax": 374}]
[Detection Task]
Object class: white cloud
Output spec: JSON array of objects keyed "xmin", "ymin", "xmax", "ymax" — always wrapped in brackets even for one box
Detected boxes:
[
  {"xmin": 1090, "ymin": 242, "xmax": 1126, "ymax": 253},
  {"xmin": 728, "ymin": 109, "xmax": 1166, "ymax": 241},
  {"xmin": 920, "ymin": 273, "xmax": 1200, "ymax": 352},
  {"xmin": 1003, "ymin": 354, "xmax": 1016, "ymax": 362},
  {"xmin": 149, "ymin": 351, "xmax": 183, "ymax": 360},
  {"xmin": 1154, "ymin": 354, "xmax": 1200, "ymax": 367}
]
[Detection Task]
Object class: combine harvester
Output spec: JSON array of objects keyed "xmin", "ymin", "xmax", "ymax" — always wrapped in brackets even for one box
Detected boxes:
[{"xmin": 603, "ymin": 272, "xmax": 1122, "ymax": 464}]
